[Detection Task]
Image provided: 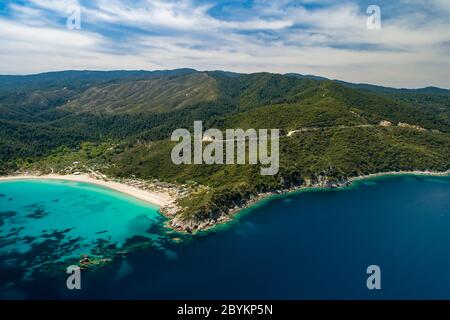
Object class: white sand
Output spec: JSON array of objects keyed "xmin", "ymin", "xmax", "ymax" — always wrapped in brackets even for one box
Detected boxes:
[{"xmin": 0, "ymin": 174, "xmax": 174, "ymax": 207}]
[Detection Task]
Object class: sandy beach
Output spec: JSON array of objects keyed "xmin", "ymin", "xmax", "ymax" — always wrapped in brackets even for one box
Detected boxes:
[
  {"xmin": 2, "ymin": 169, "xmax": 449, "ymax": 233},
  {"xmin": 0, "ymin": 174, "xmax": 174, "ymax": 207}
]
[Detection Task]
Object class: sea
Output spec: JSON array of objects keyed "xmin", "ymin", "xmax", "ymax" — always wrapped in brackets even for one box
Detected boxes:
[{"xmin": 0, "ymin": 175, "xmax": 449, "ymax": 299}]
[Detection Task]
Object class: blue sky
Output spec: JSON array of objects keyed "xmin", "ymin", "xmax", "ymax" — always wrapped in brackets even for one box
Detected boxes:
[{"xmin": 0, "ymin": 0, "xmax": 449, "ymax": 88}]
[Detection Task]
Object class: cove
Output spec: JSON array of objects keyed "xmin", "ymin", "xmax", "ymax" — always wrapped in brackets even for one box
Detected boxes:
[
  {"xmin": 0, "ymin": 179, "xmax": 172, "ymax": 286},
  {"xmin": 1, "ymin": 175, "xmax": 450, "ymax": 299}
]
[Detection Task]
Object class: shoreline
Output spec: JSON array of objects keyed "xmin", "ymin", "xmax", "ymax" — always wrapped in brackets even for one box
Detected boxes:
[
  {"xmin": 0, "ymin": 174, "xmax": 175, "ymax": 208},
  {"xmin": 177, "ymin": 169, "xmax": 450, "ymax": 234},
  {"xmin": 1, "ymin": 170, "xmax": 449, "ymax": 235},
  {"xmin": 348, "ymin": 170, "xmax": 450, "ymax": 183}
]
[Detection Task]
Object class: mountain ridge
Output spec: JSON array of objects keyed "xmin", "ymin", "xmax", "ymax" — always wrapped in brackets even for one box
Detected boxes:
[
  {"xmin": 0, "ymin": 68, "xmax": 449, "ymax": 231},
  {"xmin": 1, "ymin": 68, "xmax": 449, "ymax": 91}
]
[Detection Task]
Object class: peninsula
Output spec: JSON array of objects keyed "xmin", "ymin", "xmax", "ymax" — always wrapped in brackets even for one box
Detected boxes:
[{"xmin": 0, "ymin": 70, "xmax": 449, "ymax": 233}]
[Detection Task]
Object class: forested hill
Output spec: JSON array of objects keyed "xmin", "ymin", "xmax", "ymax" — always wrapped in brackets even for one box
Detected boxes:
[
  {"xmin": 1, "ymin": 69, "xmax": 449, "ymax": 228},
  {"xmin": 0, "ymin": 69, "xmax": 449, "ymax": 160}
]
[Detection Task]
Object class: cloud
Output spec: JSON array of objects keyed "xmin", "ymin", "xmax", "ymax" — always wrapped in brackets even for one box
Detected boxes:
[{"xmin": 0, "ymin": 0, "xmax": 449, "ymax": 88}]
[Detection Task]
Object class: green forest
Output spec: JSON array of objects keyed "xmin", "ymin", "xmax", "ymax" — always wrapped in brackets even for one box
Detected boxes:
[{"xmin": 1, "ymin": 69, "xmax": 449, "ymax": 226}]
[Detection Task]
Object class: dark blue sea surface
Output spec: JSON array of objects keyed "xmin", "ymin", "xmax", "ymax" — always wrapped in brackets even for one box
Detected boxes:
[{"xmin": 1, "ymin": 175, "xmax": 450, "ymax": 299}]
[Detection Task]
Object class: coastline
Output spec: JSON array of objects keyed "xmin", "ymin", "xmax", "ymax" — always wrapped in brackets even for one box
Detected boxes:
[
  {"xmin": 175, "ymin": 169, "xmax": 450, "ymax": 234},
  {"xmin": 2, "ymin": 170, "xmax": 449, "ymax": 235},
  {"xmin": 348, "ymin": 170, "xmax": 450, "ymax": 183},
  {"xmin": 0, "ymin": 174, "xmax": 175, "ymax": 208}
]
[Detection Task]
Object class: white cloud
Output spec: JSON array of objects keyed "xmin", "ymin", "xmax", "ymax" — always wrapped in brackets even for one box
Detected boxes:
[
  {"xmin": 0, "ymin": 18, "xmax": 103, "ymax": 50},
  {"xmin": 0, "ymin": 0, "xmax": 449, "ymax": 88},
  {"xmin": 28, "ymin": 0, "xmax": 79, "ymax": 14}
]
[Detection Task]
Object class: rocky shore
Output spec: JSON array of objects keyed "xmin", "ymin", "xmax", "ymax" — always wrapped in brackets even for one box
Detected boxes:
[
  {"xmin": 161, "ymin": 174, "xmax": 353, "ymax": 233},
  {"xmin": 162, "ymin": 170, "xmax": 450, "ymax": 234},
  {"xmin": 5, "ymin": 168, "xmax": 449, "ymax": 235}
]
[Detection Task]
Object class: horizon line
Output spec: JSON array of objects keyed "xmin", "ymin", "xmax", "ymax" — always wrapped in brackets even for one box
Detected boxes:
[{"xmin": 0, "ymin": 68, "xmax": 449, "ymax": 91}]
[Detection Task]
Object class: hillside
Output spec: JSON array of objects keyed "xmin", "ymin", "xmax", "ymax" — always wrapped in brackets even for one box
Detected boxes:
[
  {"xmin": 0, "ymin": 69, "xmax": 449, "ymax": 231},
  {"xmin": 59, "ymin": 72, "xmax": 219, "ymax": 114}
]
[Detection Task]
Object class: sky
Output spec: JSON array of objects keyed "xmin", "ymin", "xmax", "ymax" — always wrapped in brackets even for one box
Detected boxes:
[{"xmin": 0, "ymin": 0, "xmax": 449, "ymax": 88}]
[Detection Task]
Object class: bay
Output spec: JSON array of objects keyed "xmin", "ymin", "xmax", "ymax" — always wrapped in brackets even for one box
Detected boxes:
[{"xmin": 1, "ymin": 175, "xmax": 450, "ymax": 299}]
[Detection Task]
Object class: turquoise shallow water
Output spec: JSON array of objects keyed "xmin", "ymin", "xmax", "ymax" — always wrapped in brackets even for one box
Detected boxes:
[
  {"xmin": 1, "ymin": 175, "xmax": 450, "ymax": 299},
  {"xmin": 0, "ymin": 179, "xmax": 168, "ymax": 280}
]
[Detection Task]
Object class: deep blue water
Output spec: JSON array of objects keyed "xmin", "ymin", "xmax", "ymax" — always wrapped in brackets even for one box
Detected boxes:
[{"xmin": 1, "ymin": 175, "xmax": 450, "ymax": 299}]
